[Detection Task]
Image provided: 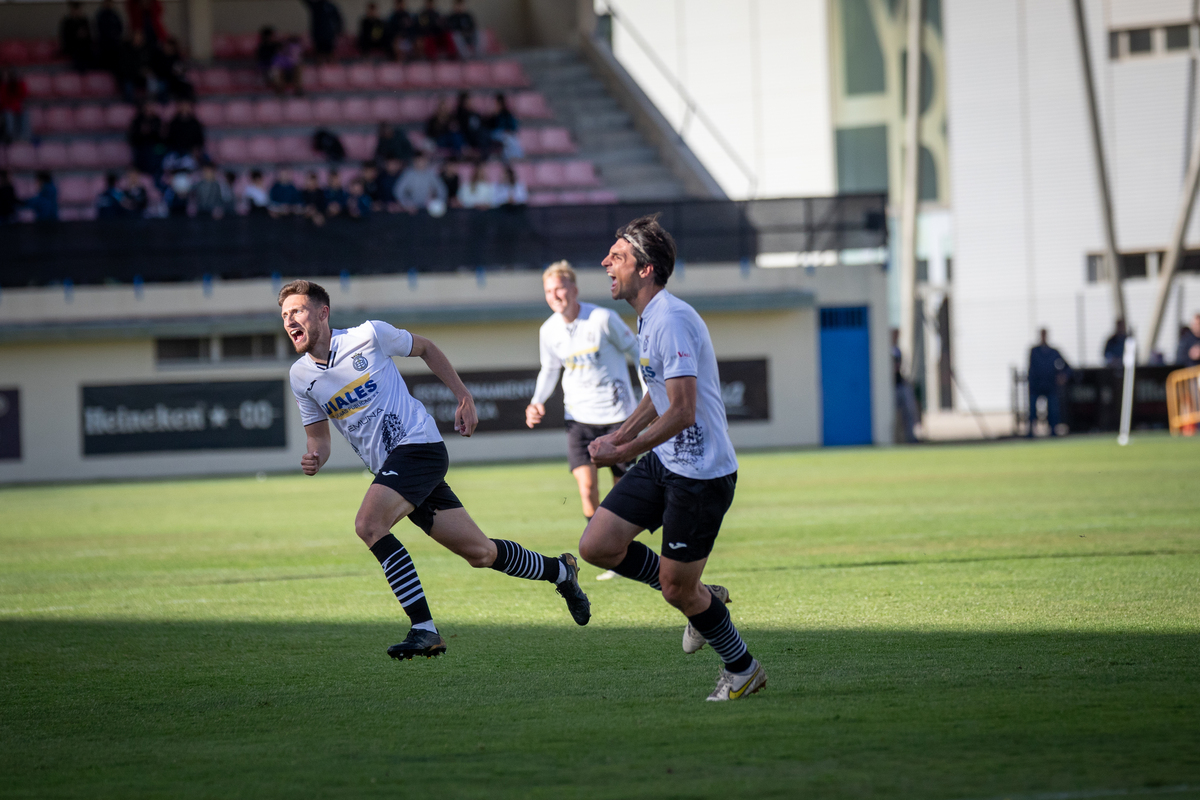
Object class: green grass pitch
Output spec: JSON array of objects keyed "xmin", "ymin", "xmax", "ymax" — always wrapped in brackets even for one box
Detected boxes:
[{"xmin": 2, "ymin": 435, "xmax": 1198, "ymax": 799}]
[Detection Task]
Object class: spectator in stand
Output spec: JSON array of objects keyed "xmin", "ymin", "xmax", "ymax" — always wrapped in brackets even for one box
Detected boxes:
[
  {"xmin": 127, "ymin": 101, "xmax": 164, "ymax": 176},
  {"xmin": 386, "ymin": 0, "xmax": 416, "ymax": 61},
  {"xmin": 268, "ymin": 36, "xmax": 305, "ymax": 95},
  {"xmin": 426, "ymin": 98, "xmax": 462, "ymax": 155},
  {"xmin": 116, "ymin": 29, "xmax": 158, "ymax": 102},
  {"xmin": 192, "ymin": 163, "xmax": 228, "ymax": 218},
  {"xmin": 244, "ymin": 169, "xmax": 270, "ymax": 215},
  {"xmin": 458, "ymin": 162, "xmax": 495, "ymax": 209},
  {"xmin": 455, "ymin": 91, "xmax": 485, "ymax": 154},
  {"xmin": 374, "ymin": 121, "xmax": 415, "ymax": 165},
  {"xmin": 494, "ymin": 164, "xmax": 527, "ymax": 207},
  {"xmin": 301, "ymin": 0, "xmax": 344, "ymax": 62},
  {"xmin": 346, "ymin": 178, "xmax": 371, "ymax": 217},
  {"xmin": 892, "ymin": 329, "xmax": 918, "ymax": 443},
  {"xmin": 126, "ymin": 0, "xmax": 168, "ymax": 47},
  {"xmin": 300, "ymin": 171, "xmax": 327, "ymax": 225},
  {"xmin": 96, "ymin": 0, "xmax": 124, "ymax": 74},
  {"xmin": 153, "ymin": 38, "xmax": 195, "ymax": 101},
  {"xmin": 122, "ymin": 169, "xmax": 149, "ymax": 216},
  {"xmin": 96, "ymin": 173, "xmax": 126, "ymax": 219},
  {"xmin": 487, "ymin": 92, "xmax": 521, "ymax": 159},
  {"xmin": 269, "ymin": 168, "xmax": 303, "ymax": 216},
  {"xmin": 439, "ymin": 159, "xmax": 461, "ymax": 207},
  {"xmin": 163, "ymin": 168, "xmax": 191, "ymax": 216},
  {"xmin": 1103, "ymin": 319, "xmax": 1128, "ymax": 368},
  {"xmin": 445, "ymin": 0, "xmax": 477, "ymax": 59},
  {"xmin": 26, "ymin": 172, "xmax": 60, "ymax": 222},
  {"xmin": 60, "ymin": 2, "xmax": 95, "ymax": 72},
  {"xmin": 394, "ymin": 153, "xmax": 447, "ymax": 214},
  {"xmin": 358, "ymin": 2, "xmax": 390, "ymax": 57},
  {"xmin": 0, "ymin": 170, "xmax": 19, "ymax": 223},
  {"xmin": 164, "ymin": 99, "xmax": 206, "ymax": 171},
  {"xmin": 378, "ymin": 157, "xmax": 404, "ymax": 211},
  {"xmin": 0, "ymin": 69, "xmax": 32, "ymax": 144},
  {"xmin": 1027, "ymin": 328, "xmax": 1070, "ymax": 438},
  {"xmin": 325, "ymin": 171, "xmax": 349, "ymax": 216},
  {"xmin": 359, "ymin": 160, "xmax": 384, "ymax": 208},
  {"xmin": 1177, "ymin": 313, "xmax": 1200, "ymax": 367},
  {"xmin": 256, "ymin": 27, "xmax": 280, "ymax": 78},
  {"xmin": 416, "ymin": 0, "xmax": 445, "ymax": 61}
]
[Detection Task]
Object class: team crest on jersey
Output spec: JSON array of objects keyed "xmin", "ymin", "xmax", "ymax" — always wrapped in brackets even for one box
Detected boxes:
[
  {"xmin": 352, "ymin": 353, "xmax": 368, "ymax": 371},
  {"xmin": 322, "ymin": 372, "xmax": 378, "ymax": 420}
]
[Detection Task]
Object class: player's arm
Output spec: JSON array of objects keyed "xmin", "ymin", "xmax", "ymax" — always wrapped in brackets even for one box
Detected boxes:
[
  {"xmin": 409, "ymin": 333, "xmax": 478, "ymax": 436},
  {"xmin": 301, "ymin": 420, "xmax": 331, "ymax": 475},
  {"xmin": 590, "ymin": 376, "xmax": 695, "ymax": 467},
  {"xmin": 526, "ymin": 332, "xmax": 562, "ymax": 428}
]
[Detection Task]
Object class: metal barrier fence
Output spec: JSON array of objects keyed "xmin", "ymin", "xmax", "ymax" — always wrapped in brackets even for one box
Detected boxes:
[
  {"xmin": 0, "ymin": 195, "xmax": 887, "ymax": 288},
  {"xmin": 1166, "ymin": 365, "xmax": 1200, "ymax": 435},
  {"xmin": 1012, "ymin": 365, "xmax": 1174, "ymax": 434}
]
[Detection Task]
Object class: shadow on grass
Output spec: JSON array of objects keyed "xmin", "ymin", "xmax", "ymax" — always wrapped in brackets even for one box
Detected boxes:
[{"xmin": 1, "ymin": 620, "xmax": 1198, "ymax": 800}]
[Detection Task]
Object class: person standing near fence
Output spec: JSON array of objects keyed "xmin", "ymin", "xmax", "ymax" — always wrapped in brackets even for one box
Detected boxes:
[{"xmin": 1027, "ymin": 328, "xmax": 1071, "ymax": 437}]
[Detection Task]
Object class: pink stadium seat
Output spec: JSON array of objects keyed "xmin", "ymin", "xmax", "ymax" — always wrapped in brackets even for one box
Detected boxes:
[
  {"xmin": 588, "ymin": 190, "xmax": 619, "ymax": 204},
  {"xmin": 434, "ymin": 62, "xmax": 463, "ymax": 89},
  {"xmin": 200, "ymin": 68, "xmax": 233, "ymax": 94},
  {"xmin": 348, "ymin": 64, "xmax": 376, "ymax": 90},
  {"xmin": 98, "ymin": 140, "xmax": 128, "ymax": 166},
  {"xmin": 75, "ymin": 105, "xmax": 107, "ymax": 131},
  {"xmin": 231, "ymin": 69, "xmax": 262, "ymax": 91},
  {"xmin": 317, "ymin": 64, "xmax": 348, "ymax": 90},
  {"xmin": 82, "ymin": 72, "xmax": 116, "ymax": 97},
  {"xmin": 195, "ymin": 101, "xmax": 225, "ymax": 127},
  {"xmin": 283, "ymin": 98, "xmax": 314, "ymax": 124},
  {"xmin": 532, "ymin": 161, "xmax": 566, "ymax": 188},
  {"xmin": 312, "ymin": 97, "xmax": 341, "ymax": 123},
  {"xmin": 24, "ymin": 72, "xmax": 54, "ymax": 98},
  {"xmin": 342, "ymin": 134, "xmax": 375, "ymax": 161},
  {"xmin": 341, "ymin": 97, "xmax": 372, "ymax": 123},
  {"xmin": 52, "ymin": 72, "xmax": 83, "ymax": 98},
  {"xmin": 42, "ymin": 107, "xmax": 75, "ymax": 133},
  {"xmin": 463, "ymin": 62, "xmax": 491, "ymax": 88},
  {"xmin": 29, "ymin": 39, "xmax": 59, "ymax": 64},
  {"xmin": 540, "ymin": 127, "xmax": 575, "ymax": 154},
  {"xmin": 67, "ymin": 140, "xmax": 103, "ymax": 168},
  {"xmin": 511, "ymin": 92, "xmax": 550, "ymax": 119},
  {"xmin": 253, "ymin": 98, "xmax": 284, "ymax": 125},
  {"xmin": 516, "ymin": 129, "xmax": 540, "ymax": 155},
  {"xmin": 406, "ymin": 129, "xmax": 428, "ymax": 151},
  {"xmin": 27, "ymin": 106, "xmax": 45, "ymax": 134},
  {"xmin": 277, "ymin": 136, "xmax": 312, "ymax": 162},
  {"xmin": 235, "ymin": 33, "xmax": 259, "ymax": 59},
  {"xmin": 453, "ymin": 162, "xmax": 473, "ymax": 185},
  {"xmin": 212, "ymin": 33, "xmax": 238, "ymax": 60},
  {"xmin": 104, "ymin": 104, "xmax": 135, "ymax": 129},
  {"xmin": 489, "ymin": 61, "xmax": 527, "ymax": 88},
  {"xmin": 376, "ymin": 63, "xmax": 404, "ymax": 89},
  {"xmin": 482, "ymin": 161, "xmax": 506, "ymax": 182},
  {"xmin": 224, "ymin": 100, "xmax": 255, "ymax": 126},
  {"xmin": 511, "ymin": 161, "xmax": 535, "ymax": 186},
  {"xmin": 5, "ymin": 142, "xmax": 38, "ymax": 170},
  {"xmin": 563, "ymin": 161, "xmax": 598, "ymax": 186},
  {"xmin": 397, "ymin": 95, "xmax": 430, "ymax": 123},
  {"xmin": 334, "ymin": 35, "xmax": 357, "ymax": 59},
  {"xmin": 0, "ymin": 40, "xmax": 30, "ymax": 65},
  {"xmin": 37, "ymin": 142, "xmax": 70, "ymax": 170},
  {"xmin": 528, "ymin": 191, "xmax": 558, "ymax": 207},
  {"xmin": 404, "ymin": 62, "xmax": 434, "ymax": 89},
  {"xmin": 300, "ymin": 68, "xmax": 319, "ymax": 93},
  {"xmin": 558, "ymin": 191, "xmax": 590, "ymax": 205},
  {"xmin": 370, "ymin": 96, "xmax": 400, "ymax": 122},
  {"xmin": 59, "ymin": 207, "xmax": 87, "ymax": 221},
  {"xmin": 58, "ymin": 175, "xmax": 94, "ymax": 204},
  {"xmin": 247, "ymin": 136, "xmax": 278, "ymax": 162},
  {"xmin": 481, "ymin": 29, "xmax": 503, "ymax": 55},
  {"xmin": 217, "ymin": 137, "xmax": 249, "ymax": 163}
]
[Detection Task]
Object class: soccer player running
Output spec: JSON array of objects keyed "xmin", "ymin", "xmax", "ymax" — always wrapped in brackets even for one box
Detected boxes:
[
  {"xmin": 279, "ymin": 280, "xmax": 591, "ymax": 661},
  {"xmin": 525, "ymin": 260, "xmax": 643, "ymax": 581},
  {"xmin": 579, "ymin": 215, "xmax": 766, "ymax": 701}
]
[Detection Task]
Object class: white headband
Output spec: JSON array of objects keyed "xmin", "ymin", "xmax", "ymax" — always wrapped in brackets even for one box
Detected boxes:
[{"xmin": 622, "ymin": 233, "xmax": 651, "ymax": 264}]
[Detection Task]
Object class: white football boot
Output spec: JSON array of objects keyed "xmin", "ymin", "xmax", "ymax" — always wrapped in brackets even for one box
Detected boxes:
[
  {"xmin": 706, "ymin": 659, "xmax": 767, "ymax": 702},
  {"xmin": 682, "ymin": 584, "xmax": 731, "ymax": 654}
]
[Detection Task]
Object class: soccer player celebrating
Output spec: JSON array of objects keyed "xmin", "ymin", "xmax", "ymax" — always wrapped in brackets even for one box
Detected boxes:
[
  {"xmin": 525, "ymin": 260, "xmax": 643, "ymax": 581},
  {"xmin": 578, "ymin": 215, "xmax": 766, "ymax": 701},
  {"xmin": 280, "ymin": 280, "xmax": 591, "ymax": 660}
]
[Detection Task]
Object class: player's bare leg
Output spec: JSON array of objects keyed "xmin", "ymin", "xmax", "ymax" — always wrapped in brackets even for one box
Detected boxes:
[
  {"xmin": 428, "ymin": 506, "xmax": 592, "ymax": 625},
  {"xmin": 574, "ymin": 465, "xmax": 621, "ymax": 581}
]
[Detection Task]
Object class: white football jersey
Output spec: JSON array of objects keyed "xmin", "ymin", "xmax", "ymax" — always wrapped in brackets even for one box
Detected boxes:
[
  {"xmin": 636, "ymin": 291, "xmax": 738, "ymax": 480},
  {"xmin": 289, "ymin": 320, "xmax": 441, "ymax": 473},
  {"xmin": 532, "ymin": 302, "xmax": 641, "ymax": 425}
]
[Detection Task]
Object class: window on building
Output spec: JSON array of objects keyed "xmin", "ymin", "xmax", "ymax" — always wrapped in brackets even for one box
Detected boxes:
[
  {"xmin": 221, "ymin": 334, "xmax": 278, "ymax": 360},
  {"xmin": 916, "ymin": 259, "xmax": 929, "ymax": 283},
  {"xmin": 919, "ymin": 146, "xmax": 938, "ymax": 201},
  {"xmin": 1087, "ymin": 252, "xmax": 1153, "ymax": 281},
  {"xmin": 156, "ymin": 337, "xmax": 211, "ymax": 362},
  {"xmin": 1127, "ymin": 28, "xmax": 1153, "ymax": 54},
  {"xmin": 1086, "ymin": 254, "xmax": 1105, "ymax": 283},
  {"xmin": 842, "ymin": 0, "xmax": 886, "ymax": 95},
  {"xmin": 836, "ymin": 126, "xmax": 889, "ymax": 193},
  {"xmin": 1181, "ymin": 251, "xmax": 1200, "ymax": 273},
  {"xmin": 1166, "ymin": 24, "xmax": 1191, "ymax": 51},
  {"xmin": 1120, "ymin": 253, "xmax": 1148, "ymax": 278},
  {"xmin": 1109, "ymin": 30, "xmax": 1121, "ymax": 59}
]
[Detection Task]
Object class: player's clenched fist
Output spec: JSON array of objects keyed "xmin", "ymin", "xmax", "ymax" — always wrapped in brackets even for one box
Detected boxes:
[{"xmin": 301, "ymin": 451, "xmax": 321, "ymax": 475}]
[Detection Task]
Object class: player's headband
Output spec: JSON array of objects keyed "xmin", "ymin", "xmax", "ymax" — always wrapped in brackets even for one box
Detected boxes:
[{"xmin": 622, "ymin": 233, "xmax": 651, "ymax": 265}]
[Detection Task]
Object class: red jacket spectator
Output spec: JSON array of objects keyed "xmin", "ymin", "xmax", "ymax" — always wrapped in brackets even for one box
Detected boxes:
[{"xmin": 126, "ymin": 0, "xmax": 168, "ymax": 45}]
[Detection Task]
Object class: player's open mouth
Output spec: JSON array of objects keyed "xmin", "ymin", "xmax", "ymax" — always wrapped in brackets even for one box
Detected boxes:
[{"xmin": 289, "ymin": 328, "xmax": 305, "ymax": 344}]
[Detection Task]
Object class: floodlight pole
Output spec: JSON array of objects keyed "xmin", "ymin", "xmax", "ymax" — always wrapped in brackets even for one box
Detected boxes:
[
  {"xmin": 898, "ymin": 0, "xmax": 923, "ymax": 387},
  {"xmin": 1072, "ymin": 0, "xmax": 1127, "ymax": 325}
]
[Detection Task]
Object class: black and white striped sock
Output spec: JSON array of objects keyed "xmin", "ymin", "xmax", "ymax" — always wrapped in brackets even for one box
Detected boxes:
[
  {"xmin": 611, "ymin": 540, "xmax": 662, "ymax": 590},
  {"xmin": 489, "ymin": 539, "xmax": 563, "ymax": 583},
  {"xmin": 687, "ymin": 593, "xmax": 753, "ymax": 673},
  {"xmin": 370, "ymin": 534, "xmax": 435, "ymax": 632}
]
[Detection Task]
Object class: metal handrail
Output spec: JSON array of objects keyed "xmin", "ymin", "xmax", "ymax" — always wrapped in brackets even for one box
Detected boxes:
[{"xmin": 599, "ymin": 1, "xmax": 760, "ymax": 198}]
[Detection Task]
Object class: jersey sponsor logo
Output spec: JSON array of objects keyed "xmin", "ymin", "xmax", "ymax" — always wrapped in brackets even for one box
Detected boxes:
[
  {"xmin": 322, "ymin": 373, "xmax": 378, "ymax": 420},
  {"xmin": 347, "ymin": 406, "xmax": 382, "ymax": 433},
  {"xmin": 639, "ymin": 357, "xmax": 656, "ymax": 381},
  {"xmin": 677, "ymin": 351, "xmax": 690, "ymax": 358},
  {"xmin": 352, "ymin": 353, "xmax": 368, "ymax": 371}
]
